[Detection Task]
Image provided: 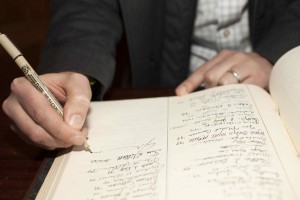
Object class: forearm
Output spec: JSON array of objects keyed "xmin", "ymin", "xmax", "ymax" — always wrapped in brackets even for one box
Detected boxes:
[{"xmin": 38, "ymin": 0, "xmax": 124, "ymax": 98}]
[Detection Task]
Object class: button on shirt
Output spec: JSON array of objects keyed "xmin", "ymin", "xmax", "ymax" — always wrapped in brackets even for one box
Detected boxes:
[{"xmin": 189, "ymin": 0, "xmax": 252, "ymax": 73}]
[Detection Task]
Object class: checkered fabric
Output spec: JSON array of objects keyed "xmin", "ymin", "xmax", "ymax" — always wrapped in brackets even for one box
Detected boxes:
[{"xmin": 189, "ymin": 0, "xmax": 252, "ymax": 72}]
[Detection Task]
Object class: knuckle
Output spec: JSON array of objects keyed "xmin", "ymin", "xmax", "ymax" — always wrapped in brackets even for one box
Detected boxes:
[
  {"xmin": 55, "ymin": 124, "xmax": 71, "ymax": 141},
  {"xmin": 68, "ymin": 73, "xmax": 92, "ymax": 100},
  {"xmin": 218, "ymin": 80, "xmax": 226, "ymax": 85},
  {"xmin": 71, "ymin": 94, "xmax": 91, "ymax": 108},
  {"xmin": 11, "ymin": 77, "xmax": 38, "ymax": 101},
  {"xmin": 2, "ymin": 97, "xmax": 15, "ymax": 118},
  {"xmin": 69, "ymin": 73, "xmax": 89, "ymax": 84},
  {"xmin": 10, "ymin": 77, "xmax": 24, "ymax": 94},
  {"xmin": 56, "ymin": 126, "xmax": 66, "ymax": 138},
  {"xmin": 233, "ymin": 51, "xmax": 247, "ymax": 60},
  {"xmin": 182, "ymin": 80, "xmax": 194, "ymax": 91},
  {"xmin": 219, "ymin": 49, "xmax": 232, "ymax": 56},
  {"xmin": 204, "ymin": 72, "xmax": 215, "ymax": 83},
  {"xmin": 2, "ymin": 99, "xmax": 9, "ymax": 115},
  {"xmin": 27, "ymin": 127, "xmax": 62, "ymax": 150},
  {"xmin": 31, "ymin": 108, "xmax": 48, "ymax": 124},
  {"xmin": 74, "ymin": 93, "xmax": 90, "ymax": 103},
  {"xmin": 28, "ymin": 127, "xmax": 45, "ymax": 145}
]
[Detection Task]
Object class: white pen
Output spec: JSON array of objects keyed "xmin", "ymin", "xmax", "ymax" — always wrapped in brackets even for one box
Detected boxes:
[{"xmin": 0, "ymin": 33, "xmax": 92, "ymax": 153}]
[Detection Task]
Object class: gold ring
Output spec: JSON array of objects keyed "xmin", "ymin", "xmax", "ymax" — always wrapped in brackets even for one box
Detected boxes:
[{"xmin": 228, "ymin": 69, "xmax": 241, "ymax": 83}]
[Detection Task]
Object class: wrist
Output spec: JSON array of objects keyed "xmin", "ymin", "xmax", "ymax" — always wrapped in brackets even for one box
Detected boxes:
[{"xmin": 87, "ymin": 76, "xmax": 102, "ymax": 101}]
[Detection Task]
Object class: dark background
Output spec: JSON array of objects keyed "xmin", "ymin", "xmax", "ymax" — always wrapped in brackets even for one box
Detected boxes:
[
  {"xmin": 0, "ymin": 1, "xmax": 51, "ymax": 199},
  {"xmin": 0, "ymin": 0, "xmax": 50, "ymax": 123}
]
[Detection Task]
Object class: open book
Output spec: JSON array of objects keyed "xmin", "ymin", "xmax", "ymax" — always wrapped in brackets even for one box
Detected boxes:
[{"xmin": 36, "ymin": 47, "xmax": 300, "ymax": 200}]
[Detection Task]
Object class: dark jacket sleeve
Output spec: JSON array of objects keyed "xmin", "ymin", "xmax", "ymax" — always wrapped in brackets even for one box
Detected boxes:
[
  {"xmin": 253, "ymin": 0, "xmax": 300, "ymax": 64},
  {"xmin": 38, "ymin": 0, "xmax": 123, "ymax": 98}
]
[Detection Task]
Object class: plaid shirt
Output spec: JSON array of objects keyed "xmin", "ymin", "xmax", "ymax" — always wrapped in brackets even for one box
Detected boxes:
[{"xmin": 189, "ymin": 0, "xmax": 252, "ymax": 72}]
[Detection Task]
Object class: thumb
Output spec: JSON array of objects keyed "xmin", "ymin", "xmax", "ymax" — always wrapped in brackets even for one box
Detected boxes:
[{"xmin": 63, "ymin": 73, "xmax": 92, "ymax": 130}]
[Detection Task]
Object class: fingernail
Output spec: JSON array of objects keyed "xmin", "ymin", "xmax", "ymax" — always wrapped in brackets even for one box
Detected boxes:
[
  {"xmin": 68, "ymin": 115, "xmax": 84, "ymax": 129},
  {"xmin": 177, "ymin": 86, "xmax": 188, "ymax": 96},
  {"xmin": 69, "ymin": 135, "xmax": 85, "ymax": 145}
]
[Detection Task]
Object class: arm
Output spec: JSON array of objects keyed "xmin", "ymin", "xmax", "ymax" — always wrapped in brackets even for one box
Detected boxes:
[
  {"xmin": 39, "ymin": 0, "xmax": 124, "ymax": 98},
  {"xmin": 253, "ymin": 0, "xmax": 300, "ymax": 64}
]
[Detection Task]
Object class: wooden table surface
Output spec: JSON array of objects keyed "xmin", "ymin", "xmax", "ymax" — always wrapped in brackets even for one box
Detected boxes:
[
  {"xmin": 0, "ymin": 88, "xmax": 175, "ymax": 200},
  {"xmin": 0, "ymin": 110, "xmax": 46, "ymax": 200}
]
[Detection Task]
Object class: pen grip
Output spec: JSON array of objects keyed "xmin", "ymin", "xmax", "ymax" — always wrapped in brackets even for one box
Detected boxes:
[
  {"xmin": 1, "ymin": 33, "xmax": 92, "ymax": 151},
  {"xmin": 15, "ymin": 57, "xmax": 64, "ymax": 117}
]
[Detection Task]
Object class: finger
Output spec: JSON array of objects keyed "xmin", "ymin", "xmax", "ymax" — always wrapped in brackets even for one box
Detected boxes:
[
  {"xmin": 203, "ymin": 63, "xmax": 232, "ymax": 88},
  {"xmin": 10, "ymin": 123, "xmax": 56, "ymax": 150},
  {"xmin": 242, "ymin": 76, "xmax": 270, "ymax": 89},
  {"xmin": 60, "ymin": 73, "xmax": 92, "ymax": 130},
  {"xmin": 10, "ymin": 77, "xmax": 86, "ymax": 146},
  {"xmin": 203, "ymin": 51, "xmax": 241, "ymax": 88},
  {"xmin": 201, "ymin": 50, "xmax": 235, "ymax": 72},
  {"xmin": 218, "ymin": 68, "xmax": 245, "ymax": 86},
  {"xmin": 176, "ymin": 71, "xmax": 205, "ymax": 96},
  {"xmin": 2, "ymin": 95, "xmax": 66, "ymax": 149},
  {"xmin": 176, "ymin": 50, "xmax": 234, "ymax": 95}
]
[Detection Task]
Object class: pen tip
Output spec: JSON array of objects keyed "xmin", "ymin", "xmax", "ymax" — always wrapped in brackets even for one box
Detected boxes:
[
  {"xmin": 83, "ymin": 141, "xmax": 93, "ymax": 153},
  {"xmin": 87, "ymin": 147, "xmax": 93, "ymax": 153}
]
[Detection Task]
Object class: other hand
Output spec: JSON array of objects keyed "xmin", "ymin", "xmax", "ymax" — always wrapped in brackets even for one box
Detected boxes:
[{"xmin": 176, "ymin": 50, "xmax": 273, "ymax": 95}]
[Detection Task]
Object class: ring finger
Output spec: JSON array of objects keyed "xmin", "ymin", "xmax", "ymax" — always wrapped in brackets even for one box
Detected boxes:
[{"xmin": 218, "ymin": 68, "xmax": 244, "ymax": 86}]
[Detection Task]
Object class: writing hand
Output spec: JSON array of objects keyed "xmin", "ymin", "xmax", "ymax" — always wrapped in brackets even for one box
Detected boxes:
[
  {"xmin": 175, "ymin": 50, "xmax": 273, "ymax": 95},
  {"xmin": 2, "ymin": 72, "xmax": 92, "ymax": 149}
]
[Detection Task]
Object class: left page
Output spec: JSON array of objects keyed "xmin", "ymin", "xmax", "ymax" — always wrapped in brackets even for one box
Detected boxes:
[{"xmin": 36, "ymin": 97, "xmax": 169, "ymax": 200}]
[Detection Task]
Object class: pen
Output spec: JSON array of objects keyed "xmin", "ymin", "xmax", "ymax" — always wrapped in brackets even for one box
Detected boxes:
[{"xmin": 0, "ymin": 33, "xmax": 92, "ymax": 153}]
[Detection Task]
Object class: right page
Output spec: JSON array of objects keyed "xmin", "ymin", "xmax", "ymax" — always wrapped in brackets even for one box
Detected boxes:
[
  {"xmin": 167, "ymin": 84, "xmax": 300, "ymax": 199},
  {"xmin": 269, "ymin": 46, "xmax": 300, "ymax": 154}
]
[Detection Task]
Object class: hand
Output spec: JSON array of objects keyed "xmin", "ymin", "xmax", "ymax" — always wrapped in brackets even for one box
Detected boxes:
[
  {"xmin": 2, "ymin": 72, "xmax": 92, "ymax": 150},
  {"xmin": 176, "ymin": 50, "xmax": 273, "ymax": 95}
]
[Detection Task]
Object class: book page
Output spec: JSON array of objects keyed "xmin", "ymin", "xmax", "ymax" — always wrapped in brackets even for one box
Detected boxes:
[
  {"xmin": 37, "ymin": 84, "xmax": 300, "ymax": 200},
  {"xmin": 167, "ymin": 84, "xmax": 299, "ymax": 199},
  {"xmin": 38, "ymin": 98, "xmax": 169, "ymax": 200},
  {"xmin": 249, "ymin": 84, "xmax": 300, "ymax": 199},
  {"xmin": 269, "ymin": 46, "xmax": 300, "ymax": 154}
]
